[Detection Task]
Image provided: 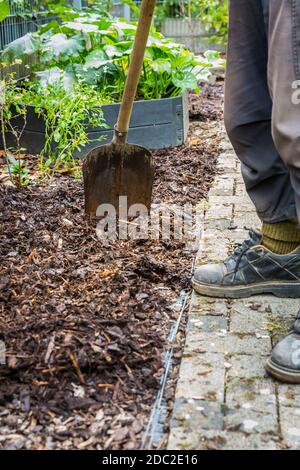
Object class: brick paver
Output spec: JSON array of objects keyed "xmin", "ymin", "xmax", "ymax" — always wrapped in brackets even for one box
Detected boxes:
[{"xmin": 168, "ymin": 132, "xmax": 300, "ymax": 450}]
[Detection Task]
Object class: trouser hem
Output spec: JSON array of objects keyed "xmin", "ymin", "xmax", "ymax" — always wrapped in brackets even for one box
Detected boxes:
[{"xmin": 257, "ymin": 204, "xmax": 297, "ymax": 224}]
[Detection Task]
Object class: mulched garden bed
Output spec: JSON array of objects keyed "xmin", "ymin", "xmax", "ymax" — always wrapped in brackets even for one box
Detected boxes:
[
  {"xmin": 189, "ymin": 80, "xmax": 224, "ymax": 122},
  {"xmin": 0, "ymin": 83, "xmax": 224, "ymax": 450}
]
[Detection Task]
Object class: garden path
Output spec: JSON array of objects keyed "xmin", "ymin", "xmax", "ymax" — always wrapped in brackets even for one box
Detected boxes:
[{"xmin": 168, "ymin": 127, "xmax": 300, "ymax": 450}]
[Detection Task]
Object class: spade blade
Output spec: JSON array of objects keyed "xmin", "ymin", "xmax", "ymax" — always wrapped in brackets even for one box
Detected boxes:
[{"xmin": 83, "ymin": 142, "xmax": 154, "ymax": 217}]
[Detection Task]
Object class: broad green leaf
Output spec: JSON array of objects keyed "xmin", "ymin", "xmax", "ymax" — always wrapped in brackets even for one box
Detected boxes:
[
  {"xmin": 151, "ymin": 59, "xmax": 172, "ymax": 74},
  {"xmin": 68, "ymin": 63, "xmax": 100, "ymax": 85},
  {"xmin": 170, "ymin": 50, "xmax": 196, "ymax": 69},
  {"xmin": 40, "ymin": 33, "xmax": 85, "ymax": 62},
  {"xmin": 204, "ymin": 50, "xmax": 221, "ymax": 60},
  {"xmin": 35, "ymin": 67, "xmax": 75, "ymax": 91},
  {"xmin": 1, "ymin": 33, "xmax": 40, "ymax": 62},
  {"xmin": 147, "ymin": 37, "xmax": 181, "ymax": 51},
  {"xmin": 104, "ymin": 41, "xmax": 132, "ymax": 57},
  {"xmin": 103, "ymin": 45, "xmax": 124, "ymax": 58},
  {"xmin": 111, "ymin": 40, "xmax": 133, "ymax": 52},
  {"xmin": 110, "ymin": 20, "xmax": 137, "ymax": 39},
  {"xmin": 75, "ymin": 16, "xmax": 112, "ymax": 29},
  {"xmin": 112, "ymin": 20, "xmax": 136, "ymax": 31},
  {"xmin": 38, "ymin": 20, "xmax": 61, "ymax": 37},
  {"xmin": 69, "ymin": 62, "xmax": 116, "ymax": 86},
  {"xmin": 172, "ymin": 71, "xmax": 198, "ymax": 92},
  {"xmin": 64, "ymin": 22, "xmax": 99, "ymax": 33},
  {"xmin": 0, "ymin": 0, "xmax": 9, "ymax": 22},
  {"xmin": 193, "ymin": 65, "xmax": 212, "ymax": 82},
  {"xmin": 83, "ymin": 49, "xmax": 109, "ymax": 70}
]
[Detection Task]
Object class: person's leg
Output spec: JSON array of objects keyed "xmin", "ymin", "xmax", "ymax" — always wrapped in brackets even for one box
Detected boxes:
[
  {"xmin": 224, "ymin": 0, "xmax": 296, "ymax": 223},
  {"xmin": 264, "ymin": 0, "xmax": 300, "ymax": 382},
  {"xmin": 192, "ymin": 0, "xmax": 300, "ymax": 299},
  {"xmin": 268, "ymin": 0, "xmax": 300, "ymax": 221},
  {"xmin": 226, "ymin": 0, "xmax": 300, "ymax": 255}
]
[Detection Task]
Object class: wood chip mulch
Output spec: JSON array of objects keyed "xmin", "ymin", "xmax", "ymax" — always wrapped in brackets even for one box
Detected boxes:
[
  {"xmin": 189, "ymin": 81, "xmax": 224, "ymax": 122},
  {"xmin": 0, "ymin": 83, "xmax": 224, "ymax": 450}
]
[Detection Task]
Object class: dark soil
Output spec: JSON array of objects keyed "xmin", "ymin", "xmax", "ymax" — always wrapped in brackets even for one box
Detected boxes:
[
  {"xmin": 0, "ymin": 84, "xmax": 224, "ymax": 450},
  {"xmin": 189, "ymin": 80, "xmax": 224, "ymax": 122}
]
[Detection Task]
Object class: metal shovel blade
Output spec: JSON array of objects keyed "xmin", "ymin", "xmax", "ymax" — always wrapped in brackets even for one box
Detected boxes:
[{"xmin": 83, "ymin": 141, "xmax": 154, "ymax": 217}]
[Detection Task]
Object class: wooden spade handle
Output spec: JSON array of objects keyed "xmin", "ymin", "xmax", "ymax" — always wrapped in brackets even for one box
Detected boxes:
[{"xmin": 116, "ymin": 0, "xmax": 156, "ymax": 135}]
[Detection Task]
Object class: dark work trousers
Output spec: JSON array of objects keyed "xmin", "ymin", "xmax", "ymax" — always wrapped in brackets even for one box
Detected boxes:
[{"xmin": 225, "ymin": 0, "xmax": 300, "ymax": 223}]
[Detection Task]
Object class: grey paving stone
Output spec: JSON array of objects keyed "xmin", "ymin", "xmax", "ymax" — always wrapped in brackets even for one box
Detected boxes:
[
  {"xmin": 233, "ymin": 210, "xmax": 261, "ymax": 230},
  {"xmin": 234, "ymin": 182, "xmax": 249, "ymax": 197},
  {"xmin": 168, "ymin": 140, "xmax": 300, "ymax": 450},
  {"xmin": 184, "ymin": 328, "xmax": 271, "ymax": 357},
  {"xmin": 205, "ymin": 203, "xmax": 233, "ymax": 221},
  {"xmin": 207, "ymin": 200, "xmax": 254, "ymax": 214},
  {"xmin": 218, "ymin": 151, "xmax": 238, "ymax": 167},
  {"xmin": 224, "ymin": 335, "xmax": 271, "ymax": 356},
  {"xmin": 216, "ymin": 432, "xmax": 279, "ymax": 450},
  {"xmin": 279, "ymin": 406, "xmax": 300, "ymax": 448},
  {"xmin": 225, "ymin": 378, "xmax": 278, "ymax": 435},
  {"xmin": 262, "ymin": 298, "xmax": 298, "ymax": 320},
  {"xmin": 167, "ymin": 427, "xmax": 203, "ymax": 450},
  {"xmin": 209, "ymin": 195, "xmax": 253, "ymax": 206},
  {"xmin": 200, "ymin": 228, "xmax": 249, "ymax": 245},
  {"xmin": 277, "ymin": 384, "xmax": 300, "ymax": 408},
  {"xmin": 183, "ymin": 330, "xmax": 228, "ymax": 356},
  {"xmin": 168, "ymin": 428, "xmax": 279, "ymax": 450},
  {"xmin": 196, "ymin": 237, "xmax": 230, "ymax": 263},
  {"xmin": 175, "ymin": 353, "xmax": 225, "ymax": 402},
  {"xmin": 224, "ymin": 409, "xmax": 278, "ymax": 435},
  {"xmin": 171, "ymin": 398, "xmax": 224, "ymax": 432},
  {"xmin": 205, "ymin": 218, "xmax": 233, "ymax": 230},
  {"xmin": 189, "ymin": 295, "xmax": 229, "ymax": 316},
  {"xmin": 188, "ymin": 315, "xmax": 228, "ymax": 334},
  {"xmin": 230, "ymin": 301, "xmax": 270, "ymax": 335},
  {"xmin": 209, "ymin": 175, "xmax": 235, "ymax": 197},
  {"xmin": 226, "ymin": 378, "xmax": 276, "ymax": 412},
  {"xmin": 226, "ymin": 354, "xmax": 270, "ymax": 380},
  {"xmin": 234, "ymin": 171, "xmax": 246, "ymax": 186},
  {"xmin": 219, "ymin": 139, "xmax": 233, "ymax": 151}
]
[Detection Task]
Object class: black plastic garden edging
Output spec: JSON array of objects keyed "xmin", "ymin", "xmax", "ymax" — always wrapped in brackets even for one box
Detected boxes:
[{"xmin": 2, "ymin": 93, "xmax": 189, "ymax": 157}]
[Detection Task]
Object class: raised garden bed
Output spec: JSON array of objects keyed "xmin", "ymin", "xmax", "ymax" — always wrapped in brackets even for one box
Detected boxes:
[
  {"xmin": 0, "ymin": 84, "xmax": 224, "ymax": 451},
  {"xmin": 0, "ymin": 9, "xmax": 225, "ymax": 167},
  {"xmin": 3, "ymin": 93, "xmax": 189, "ymax": 157}
]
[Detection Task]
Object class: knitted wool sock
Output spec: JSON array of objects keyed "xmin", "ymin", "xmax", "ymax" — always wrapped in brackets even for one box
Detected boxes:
[{"xmin": 262, "ymin": 221, "xmax": 300, "ymax": 255}]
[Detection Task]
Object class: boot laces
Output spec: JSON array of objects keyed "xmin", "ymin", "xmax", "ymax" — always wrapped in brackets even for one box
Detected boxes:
[
  {"xmin": 227, "ymin": 229, "xmax": 258, "ymax": 264},
  {"xmin": 225, "ymin": 229, "xmax": 260, "ymax": 276}
]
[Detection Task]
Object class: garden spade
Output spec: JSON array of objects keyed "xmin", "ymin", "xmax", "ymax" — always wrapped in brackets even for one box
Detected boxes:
[{"xmin": 83, "ymin": 0, "xmax": 156, "ymax": 217}]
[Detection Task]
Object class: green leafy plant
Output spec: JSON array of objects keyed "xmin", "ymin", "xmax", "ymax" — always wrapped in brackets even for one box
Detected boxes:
[
  {"xmin": 0, "ymin": 0, "xmax": 10, "ymax": 22},
  {"xmin": 0, "ymin": 72, "xmax": 29, "ymax": 187},
  {"xmin": 7, "ymin": 153, "xmax": 30, "ymax": 187},
  {"xmin": 23, "ymin": 79, "xmax": 109, "ymax": 170},
  {"xmin": 0, "ymin": 68, "xmax": 108, "ymax": 173},
  {"xmin": 0, "ymin": 8, "xmax": 223, "ymax": 171},
  {"xmin": 153, "ymin": 0, "xmax": 228, "ymax": 44},
  {"xmin": 1, "ymin": 9, "xmax": 217, "ymax": 100},
  {"xmin": 201, "ymin": 0, "xmax": 228, "ymax": 44}
]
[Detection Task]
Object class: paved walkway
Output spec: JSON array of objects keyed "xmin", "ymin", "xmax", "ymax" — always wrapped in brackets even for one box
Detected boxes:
[{"xmin": 168, "ymin": 133, "xmax": 300, "ymax": 450}]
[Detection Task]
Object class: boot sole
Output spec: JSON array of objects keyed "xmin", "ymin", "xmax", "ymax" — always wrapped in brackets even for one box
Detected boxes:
[
  {"xmin": 265, "ymin": 358, "xmax": 300, "ymax": 383},
  {"xmin": 192, "ymin": 279, "xmax": 300, "ymax": 299}
]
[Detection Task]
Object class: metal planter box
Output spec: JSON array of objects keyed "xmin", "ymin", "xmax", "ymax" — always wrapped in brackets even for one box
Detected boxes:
[{"xmin": 2, "ymin": 93, "xmax": 189, "ymax": 157}]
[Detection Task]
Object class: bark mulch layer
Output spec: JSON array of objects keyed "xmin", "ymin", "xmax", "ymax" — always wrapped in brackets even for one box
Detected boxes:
[
  {"xmin": 0, "ymin": 84, "xmax": 224, "ymax": 450},
  {"xmin": 189, "ymin": 80, "xmax": 224, "ymax": 122}
]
